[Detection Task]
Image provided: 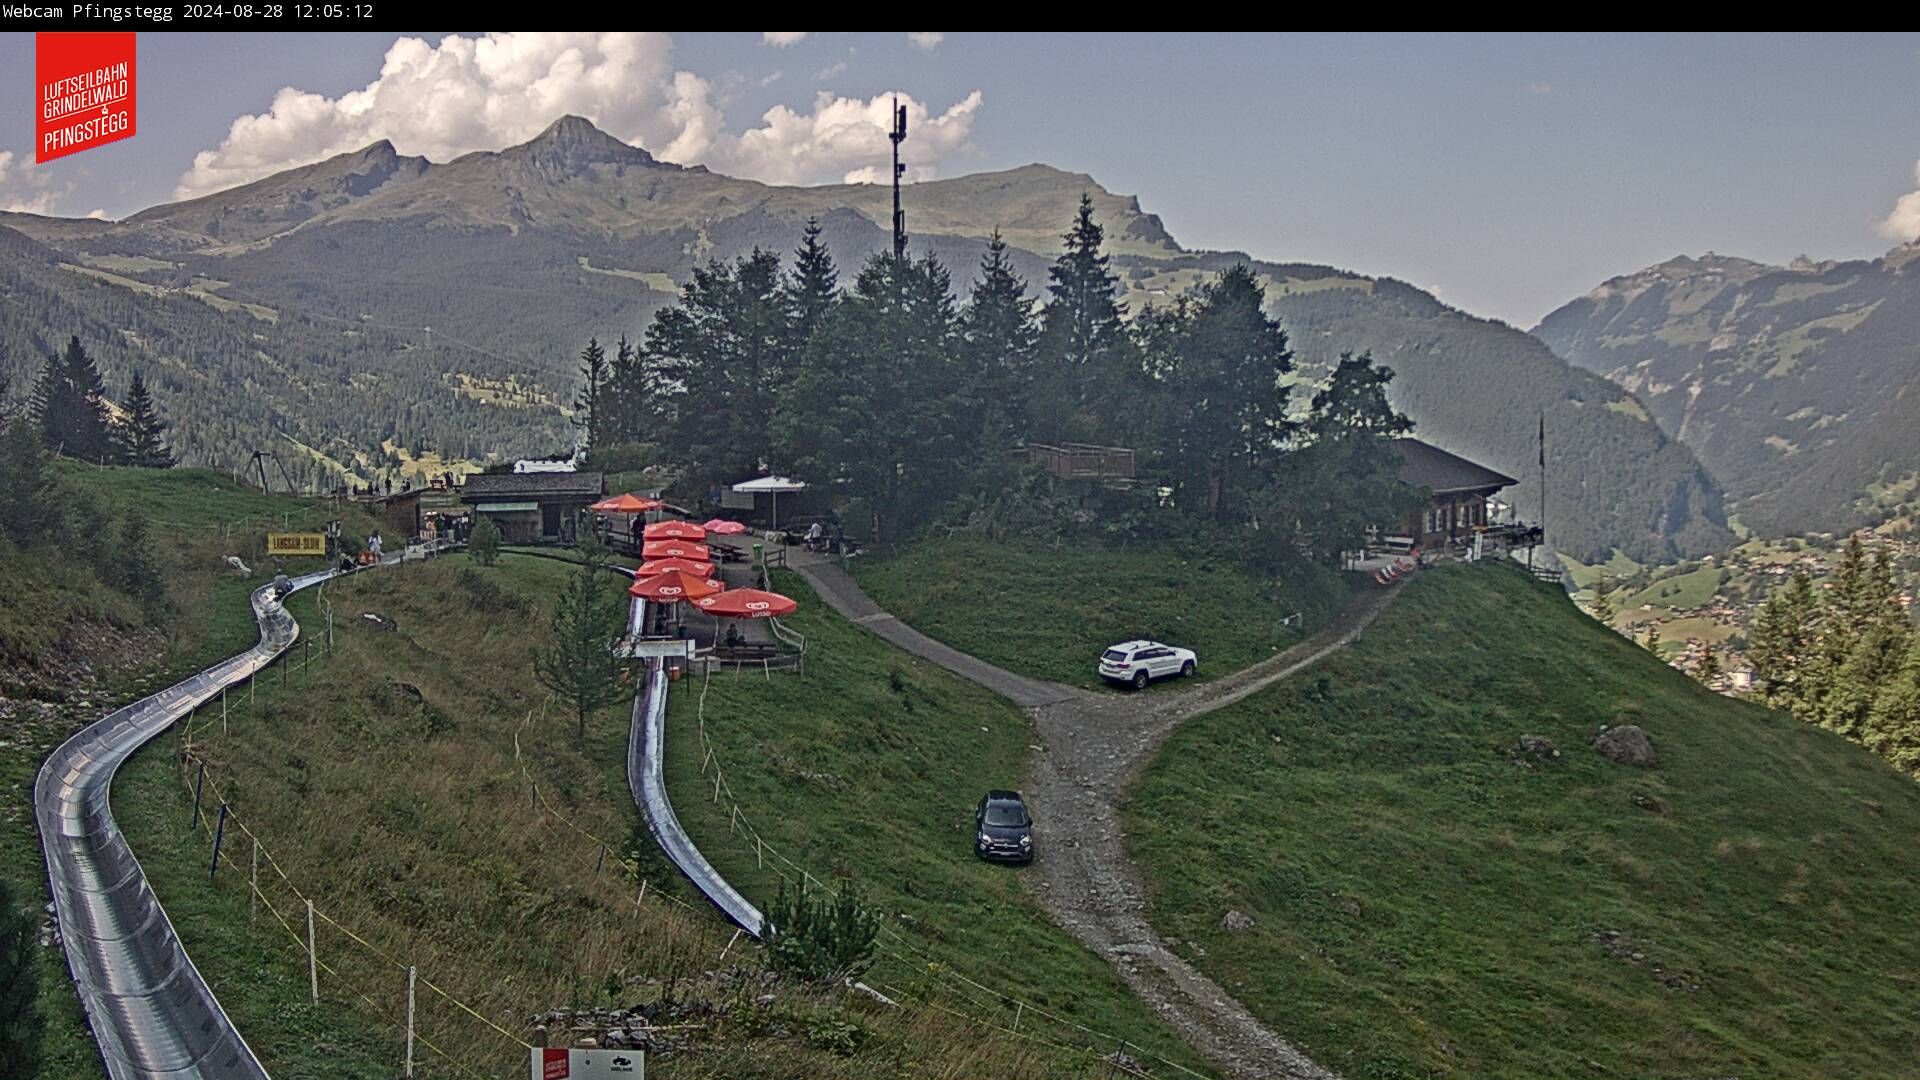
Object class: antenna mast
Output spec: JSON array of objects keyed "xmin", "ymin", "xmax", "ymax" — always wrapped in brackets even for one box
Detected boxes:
[{"xmin": 889, "ymin": 96, "xmax": 908, "ymax": 260}]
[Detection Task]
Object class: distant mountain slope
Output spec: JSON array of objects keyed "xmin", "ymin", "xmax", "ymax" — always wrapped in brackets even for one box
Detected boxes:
[
  {"xmin": 1535, "ymin": 243, "xmax": 1920, "ymax": 536},
  {"xmin": 0, "ymin": 116, "xmax": 1722, "ymax": 560}
]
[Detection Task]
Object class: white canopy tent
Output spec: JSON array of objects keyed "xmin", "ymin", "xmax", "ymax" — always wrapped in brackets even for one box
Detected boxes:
[{"xmin": 731, "ymin": 476, "xmax": 807, "ymax": 530}]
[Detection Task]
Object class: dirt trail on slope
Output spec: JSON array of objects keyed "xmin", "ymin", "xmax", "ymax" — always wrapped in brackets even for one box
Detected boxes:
[{"xmin": 794, "ymin": 553, "xmax": 1401, "ymax": 1079}]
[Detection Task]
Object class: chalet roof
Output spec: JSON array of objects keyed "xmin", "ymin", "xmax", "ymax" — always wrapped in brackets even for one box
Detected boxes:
[
  {"xmin": 462, "ymin": 471, "xmax": 605, "ymax": 501},
  {"xmin": 1392, "ymin": 438, "xmax": 1517, "ymax": 496}
]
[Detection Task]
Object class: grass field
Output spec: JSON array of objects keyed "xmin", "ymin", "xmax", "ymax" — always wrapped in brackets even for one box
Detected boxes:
[
  {"xmin": 663, "ymin": 568, "xmax": 1213, "ymax": 1077},
  {"xmin": 852, "ymin": 536, "xmax": 1353, "ymax": 689},
  {"xmin": 1615, "ymin": 563, "xmax": 1723, "ymax": 612},
  {"xmin": 49, "ymin": 552, "xmax": 1192, "ymax": 1079},
  {"xmin": 1128, "ymin": 563, "xmax": 1920, "ymax": 1080}
]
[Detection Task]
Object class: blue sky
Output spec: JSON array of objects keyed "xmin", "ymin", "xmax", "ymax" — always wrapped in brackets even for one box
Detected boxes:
[{"xmin": 4, "ymin": 31, "xmax": 1919, "ymax": 325}]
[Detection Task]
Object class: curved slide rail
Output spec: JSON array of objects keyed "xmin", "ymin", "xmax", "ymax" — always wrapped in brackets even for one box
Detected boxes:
[
  {"xmin": 627, "ymin": 659, "xmax": 767, "ymax": 936},
  {"xmin": 34, "ymin": 567, "xmax": 347, "ymax": 1080},
  {"xmin": 501, "ymin": 550, "xmax": 768, "ymax": 935}
]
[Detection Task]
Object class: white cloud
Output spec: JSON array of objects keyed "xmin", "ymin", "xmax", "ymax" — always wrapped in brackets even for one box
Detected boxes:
[
  {"xmin": 175, "ymin": 33, "xmax": 717, "ymax": 200},
  {"xmin": 907, "ymin": 32, "xmax": 945, "ymax": 50},
  {"xmin": 762, "ymin": 33, "xmax": 809, "ymax": 47},
  {"xmin": 0, "ymin": 150, "xmax": 71, "ymax": 215},
  {"xmin": 175, "ymin": 34, "xmax": 984, "ymax": 195},
  {"xmin": 717, "ymin": 89, "xmax": 983, "ymax": 186},
  {"xmin": 814, "ymin": 60, "xmax": 848, "ymax": 82},
  {"xmin": 1879, "ymin": 159, "xmax": 1920, "ymax": 243},
  {"xmin": 86, "ymin": 208, "xmax": 109, "ymax": 220}
]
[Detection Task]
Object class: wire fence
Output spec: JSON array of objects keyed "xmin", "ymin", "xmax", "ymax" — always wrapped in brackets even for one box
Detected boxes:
[
  {"xmin": 179, "ymin": 751, "xmax": 528, "ymax": 1079},
  {"xmin": 170, "ymin": 610, "xmax": 712, "ymax": 1078}
]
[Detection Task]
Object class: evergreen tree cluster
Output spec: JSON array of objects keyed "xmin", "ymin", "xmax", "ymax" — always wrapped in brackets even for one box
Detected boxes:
[
  {"xmin": 17, "ymin": 335, "xmax": 174, "ymax": 468},
  {"xmin": 582, "ymin": 202, "xmax": 1415, "ymax": 563},
  {"xmin": 1747, "ymin": 536, "xmax": 1920, "ymax": 775}
]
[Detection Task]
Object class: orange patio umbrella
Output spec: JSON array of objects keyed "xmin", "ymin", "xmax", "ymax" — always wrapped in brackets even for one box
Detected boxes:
[
  {"xmin": 636, "ymin": 556, "xmax": 716, "ymax": 578},
  {"xmin": 643, "ymin": 520, "xmax": 707, "ymax": 541},
  {"xmin": 592, "ymin": 493, "xmax": 661, "ymax": 514},
  {"xmin": 627, "ymin": 569, "xmax": 724, "ymax": 603},
  {"xmin": 640, "ymin": 540, "xmax": 711, "ymax": 561},
  {"xmin": 693, "ymin": 588, "xmax": 798, "ymax": 619}
]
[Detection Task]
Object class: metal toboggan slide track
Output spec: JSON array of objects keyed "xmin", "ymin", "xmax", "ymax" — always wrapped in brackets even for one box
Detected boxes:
[{"xmin": 34, "ymin": 568, "xmax": 345, "ymax": 1080}]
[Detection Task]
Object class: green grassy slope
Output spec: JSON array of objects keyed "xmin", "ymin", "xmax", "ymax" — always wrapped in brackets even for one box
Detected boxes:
[
  {"xmin": 664, "ymin": 568, "xmax": 1212, "ymax": 1077},
  {"xmin": 852, "ymin": 536, "xmax": 1353, "ymax": 689},
  {"xmin": 1, "ymin": 467, "xmax": 380, "ymax": 1080},
  {"xmin": 56, "ymin": 553, "xmax": 1195, "ymax": 1079},
  {"xmin": 1129, "ymin": 563, "xmax": 1920, "ymax": 1080}
]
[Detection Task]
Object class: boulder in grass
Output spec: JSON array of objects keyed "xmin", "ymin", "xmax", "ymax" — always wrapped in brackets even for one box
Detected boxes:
[{"xmin": 1592, "ymin": 724, "xmax": 1656, "ymax": 767}]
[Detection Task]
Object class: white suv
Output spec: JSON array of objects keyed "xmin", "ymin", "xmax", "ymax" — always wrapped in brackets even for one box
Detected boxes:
[{"xmin": 1098, "ymin": 640, "xmax": 1197, "ymax": 689}]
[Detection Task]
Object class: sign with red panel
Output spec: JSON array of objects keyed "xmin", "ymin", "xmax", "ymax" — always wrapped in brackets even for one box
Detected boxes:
[
  {"xmin": 531, "ymin": 1047, "xmax": 644, "ymax": 1079},
  {"xmin": 36, "ymin": 32, "xmax": 137, "ymax": 163}
]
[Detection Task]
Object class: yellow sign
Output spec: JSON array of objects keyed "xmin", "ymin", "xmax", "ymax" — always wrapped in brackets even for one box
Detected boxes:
[{"xmin": 266, "ymin": 532, "xmax": 327, "ymax": 557}]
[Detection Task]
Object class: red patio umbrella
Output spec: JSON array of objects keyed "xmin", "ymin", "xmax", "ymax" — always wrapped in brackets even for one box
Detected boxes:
[
  {"xmin": 592, "ymin": 493, "xmax": 661, "ymax": 514},
  {"xmin": 643, "ymin": 520, "xmax": 707, "ymax": 541},
  {"xmin": 693, "ymin": 588, "xmax": 798, "ymax": 619},
  {"xmin": 702, "ymin": 518, "xmax": 749, "ymax": 535},
  {"xmin": 636, "ymin": 557, "xmax": 716, "ymax": 578},
  {"xmin": 628, "ymin": 569, "xmax": 724, "ymax": 602},
  {"xmin": 641, "ymin": 540, "xmax": 711, "ymax": 561}
]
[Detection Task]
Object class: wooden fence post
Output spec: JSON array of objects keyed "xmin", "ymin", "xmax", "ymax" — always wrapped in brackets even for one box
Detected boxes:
[
  {"xmin": 306, "ymin": 899, "xmax": 319, "ymax": 1006},
  {"xmin": 405, "ymin": 966, "xmax": 417, "ymax": 1077},
  {"xmin": 209, "ymin": 804, "xmax": 229, "ymax": 879}
]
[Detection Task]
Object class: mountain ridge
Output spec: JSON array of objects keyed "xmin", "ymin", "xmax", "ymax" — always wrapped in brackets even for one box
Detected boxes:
[
  {"xmin": 0, "ymin": 116, "xmax": 1724, "ymax": 561},
  {"xmin": 1536, "ymin": 237, "xmax": 1920, "ymax": 537}
]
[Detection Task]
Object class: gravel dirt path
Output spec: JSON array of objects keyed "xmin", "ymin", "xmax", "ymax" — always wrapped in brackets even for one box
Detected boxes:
[{"xmin": 792, "ymin": 554, "xmax": 1403, "ymax": 1079}]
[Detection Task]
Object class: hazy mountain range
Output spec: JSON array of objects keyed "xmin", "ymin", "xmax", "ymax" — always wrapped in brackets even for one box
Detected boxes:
[
  {"xmin": 0, "ymin": 116, "xmax": 1734, "ymax": 562},
  {"xmin": 1537, "ymin": 241, "xmax": 1920, "ymax": 538}
]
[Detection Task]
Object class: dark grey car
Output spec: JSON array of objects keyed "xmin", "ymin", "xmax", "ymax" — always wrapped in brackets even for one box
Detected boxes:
[{"xmin": 974, "ymin": 789, "xmax": 1033, "ymax": 863}]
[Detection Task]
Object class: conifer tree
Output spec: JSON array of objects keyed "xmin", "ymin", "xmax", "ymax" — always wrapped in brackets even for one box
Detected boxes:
[
  {"xmin": 1696, "ymin": 645, "xmax": 1721, "ymax": 686},
  {"xmin": 120, "ymin": 369, "xmax": 175, "ymax": 468},
  {"xmin": 1262, "ymin": 351, "xmax": 1416, "ymax": 564},
  {"xmin": 116, "ymin": 510, "xmax": 167, "ymax": 614},
  {"xmin": 0, "ymin": 407, "xmax": 63, "ymax": 546},
  {"xmin": 1864, "ymin": 638, "xmax": 1920, "ymax": 775},
  {"xmin": 1157, "ymin": 265, "xmax": 1295, "ymax": 522},
  {"xmin": 1748, "ymin": 569, "xmax": 1817, "ymax": 711},
  {"xmin": 468, "ymin": 512, "xmax": 501, "ymax": 566},
  {"xmin": 1035, "ymin": 194, "xmax": 1127, "ymax": 438},
  {"xmin": 1591, "ymin": 576, "xmax": 1616, "ymax": 629},
  {"xmin": 574, "ymin": 337, "xmax": 609, "ymax": 454},
  {"xmin": 784, "ymin": 216, "xmax": 839, "ymax": 347},
  {"xmin": 30, "ymin": 336, "xmax": 118, "ymax": 463},
  {"xmin": 532, "ymin": 531, "xmax": 630, "ymax": 741},
  {"xmin": 960, "ymin": 230, "xmax": 1040, "ymax": 452}
]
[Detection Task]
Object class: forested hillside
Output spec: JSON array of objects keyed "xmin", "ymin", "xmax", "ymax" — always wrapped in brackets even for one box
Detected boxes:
[{"xmin": 0, "ymin": 224, "xmax": 572, "ymax": 488}]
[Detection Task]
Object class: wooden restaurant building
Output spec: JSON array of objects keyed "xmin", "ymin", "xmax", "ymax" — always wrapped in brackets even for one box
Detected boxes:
[
  {"xmin": 1391, "ymin": 438, "xmax": 1518, "ymax": 551},
  {"xmin": 461, "ymin": 471, "xmax": 606, "ymax": 544}
]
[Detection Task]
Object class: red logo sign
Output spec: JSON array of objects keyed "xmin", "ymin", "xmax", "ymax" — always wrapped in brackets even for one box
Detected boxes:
[
  {"xmin": 542, "ymin": 1048, "xmax": 570, "ymax": 1079},
  {"xmin": 36, "ymin": 33, "xmax": 137, "ymax": 163}
]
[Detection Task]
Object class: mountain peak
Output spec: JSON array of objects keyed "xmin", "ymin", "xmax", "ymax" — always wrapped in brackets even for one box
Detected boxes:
[
  {"xmin": 511, "ymin": 115, "xmax": 661, "ymax": 175},
  {"xmin": 1887, "ymin": 235, "xmax": 1920, "ymax": 272}
]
